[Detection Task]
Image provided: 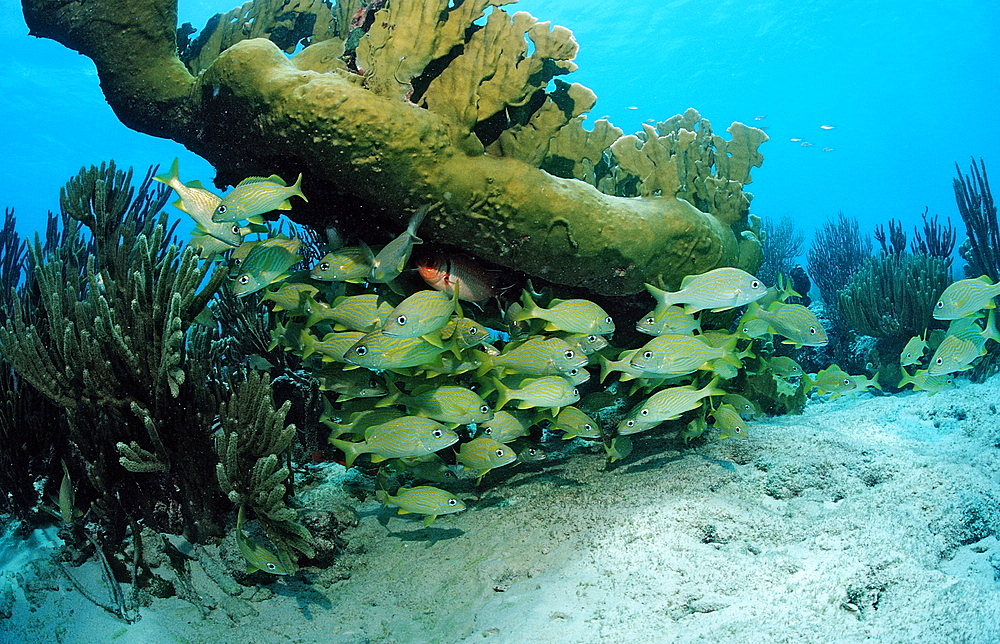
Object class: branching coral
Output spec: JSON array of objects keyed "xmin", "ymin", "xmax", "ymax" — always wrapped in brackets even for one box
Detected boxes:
[
  {"xmin": 758, "ymin": 214, "xmax": 805, "ymax": 286},
  {"xmin": 0, "ymin": 162, "xmax": 229, "ymax": 541},
  {"xmin": 807, "ymin": 212, "xmax": 872, "ymax": 313},
  {"xmin": 21, "ymin": 0, "xmax": 766, "ymax": 294},
  {"xmin": 954, "ymin": 158, "xmax": 999, "ymax": 280},
  {"xmin": 838, "ymin": 253, "xmax": 952, "ymax": 341},
  {"xmin": 215, "ymin": 371, "xmax": 314, "ymax": 571}
]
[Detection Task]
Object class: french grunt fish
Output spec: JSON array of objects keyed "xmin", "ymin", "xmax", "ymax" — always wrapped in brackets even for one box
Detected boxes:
[{"xmin": 236, "ymin": 505, "xmax": 294, "ymax": 575}]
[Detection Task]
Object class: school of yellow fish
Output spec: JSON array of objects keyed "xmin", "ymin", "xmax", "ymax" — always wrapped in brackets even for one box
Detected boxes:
[{"xmin": 157, "ymin": 161, "xmax": 1000, "ymax": 571}]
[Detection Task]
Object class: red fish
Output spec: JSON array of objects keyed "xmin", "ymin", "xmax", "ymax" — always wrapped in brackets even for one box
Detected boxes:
[{"xmin": 417, "ymin": 251, "xmax": 501, "ymax": 303}]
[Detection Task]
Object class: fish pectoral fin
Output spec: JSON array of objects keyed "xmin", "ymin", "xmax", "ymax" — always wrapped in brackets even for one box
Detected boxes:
[
  {"xmin": 422, "ymin": 515, "xmax": 437, "ymax": 526},
  {"xmin": 246, "ymin": 565, "xmax": 260, "ymax": 574},
  {"xmin": 396, "ymin": 508, "xmax": 410, "ymax": 514}
]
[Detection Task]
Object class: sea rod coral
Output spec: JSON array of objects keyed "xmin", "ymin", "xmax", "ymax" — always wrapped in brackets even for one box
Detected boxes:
[{"xmin": 21, "ymin": 0, "xmax": 766, "ymax": 295}]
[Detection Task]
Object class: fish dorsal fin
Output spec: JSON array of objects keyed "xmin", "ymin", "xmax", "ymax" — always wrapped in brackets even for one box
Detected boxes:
[
  {"xmin": 679, "ymin": 274, "xmax": 697, "ymax": 289},
  {"xmin": 977, "ymin": 275, "xmax": 993, "ymax": 283},
  {"xmin": 185, "ymin": 179, "xmax": 206, "ymax": 189},
  {"xmin": 236, "ymin": 174, "xmax": 287, "ymax": 187}
]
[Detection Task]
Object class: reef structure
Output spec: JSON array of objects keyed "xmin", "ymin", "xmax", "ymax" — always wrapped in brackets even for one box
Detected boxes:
[{"xmin": 22, "ymin": 0, "xmax": 766, "ymax": 295}]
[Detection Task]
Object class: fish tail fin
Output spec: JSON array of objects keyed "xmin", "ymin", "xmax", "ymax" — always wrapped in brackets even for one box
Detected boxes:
[
  {"xmin": 985, "ymin": 308, "xmax": 1000, "ymax": 344},
  {"xmin": 702, "ymin": 375, "xmax": 726, "ymax": 398},
  {"xmin": 299, "ymin": 330, "xmax": 316, "ymax": 359},
  {"xmin": 597, "ymin": 354, "xmax": 615, "ymax": 384},
  {"xmin": 407, "ymin": 205, "xmax": 431, "ymax": 243},
  {"xmin": 329, "ymin": 438, "xmax": 363, "ymax": 468},
  {"xmin": 492, "ymin": 378, "xmax": 512, "ymax": 410},
  {"xmin": 510, "ymin": 289, "xmax": 538, "ymax": 322},
  {"xmin": 376, "ymin": 379, "xmax": 403, "ymax": 408},
  {"xmin": 153, "ymin": 157, "xmax": 180, "ymax": 187},
  {"xmin": 291, "ymin": 173, "xmax": 307, "ymax": 202},
  {"xmin": 472, "ymin": 350, "xmax": 495, "ymax": 377},
  {"xmin": 644, "ymin": 283, "xmax": 673, "ymax": 312},
  {"xmin": 721, "ymin": 336, "xmax": 743, "ymax": 368}
]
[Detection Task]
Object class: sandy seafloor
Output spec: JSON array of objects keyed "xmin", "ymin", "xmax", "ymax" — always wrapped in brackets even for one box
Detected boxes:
[{"xmin": 2, "ymin": 376, "xmax": 999, "ymax": 644}]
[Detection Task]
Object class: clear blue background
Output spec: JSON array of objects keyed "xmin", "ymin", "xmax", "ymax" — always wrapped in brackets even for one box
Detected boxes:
[{"xmin": 2, "ymin": 0, "xmax": 998, "ymax": 249}]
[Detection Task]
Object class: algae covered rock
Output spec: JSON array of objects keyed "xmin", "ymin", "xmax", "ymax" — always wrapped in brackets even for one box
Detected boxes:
[{"xmin": 22, "ymin": 0, "xmax": 767, "ymax": 294}]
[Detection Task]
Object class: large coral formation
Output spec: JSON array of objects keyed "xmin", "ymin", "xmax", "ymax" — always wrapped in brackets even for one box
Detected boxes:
[{"xmin": 21, "ymin": 0, "xmax": 766, "ymax": 295}]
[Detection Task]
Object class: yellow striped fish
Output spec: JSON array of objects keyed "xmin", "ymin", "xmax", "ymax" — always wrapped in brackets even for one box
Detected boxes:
[
  {"xmin": 474, "ymin": 336, "xmax": 587, "ymax": 377},
  {"xmin": 375, "ymin": 485, "xmax": 466, "ymax": 526},
  {"xmin": 493, "ymin": 375, "xmax": 579, "ymax": 411},
  {"xmin": 329, "ymin": 416, "xmax": 458, "ymax": 467},
  {"xmin": 214, "ymin": 173, "xmax": 307, "ymax": 224},
  {"xmin": 455, "ymin": 436, "xmax": 517, "ymax": 482},
  {"xmin": 305, "ymin": 293, "xmax": 394, "ymax": 331},
  {"xmin": 620, "ymin": 378, "xmax": 723, "ymax": 425},
  {"xmin": 635, "ymin": 305, "xmax": 701, "ymax": 336},
  {"xmin": 310, "ymin": 246, "xmax": 371, "ymax": 282},
  {"xmin": 379, "ymin": 384, "xmax": 493, "ymax": 425},
  {"xmin": 557, "ymin": 333, "xmax": 609, "ymax": 355},
  {"xmin": 512, "ymin": 291, "xmax": 615, "ymax": 335},
  {"xmin": 630, "ymin": 334, "xmax": 741, "ymax": 375},
  {"xmin": 767, "ymin": 356, "xmax": 803, "ymax": 379},
  {"xmin": 235, "ymin": 505, "xmax": 294, "ymax": 575},
  {"xmin": 646, "ymin": 267, "xmax": 768, "ymax": 314},
  {"xmin": 345, "ymin": 331, "xmax": 449, "ymax": 371},
  {"xmin": 321, "ymin": 406, "xmax": 406, "ymax": 439},
  {"xmin": 154, "ymin": 158, "xmax": 243, "ymax": 247},
  {"xmin": 381, "ymin": 290, "xmax": 460, "ymax": 343},
  {"xmin": 933, "ymin": 276, "xmax": 1000, "ymax": 320},
  {"xmin": 900, "ymin": 334, "xmax": 928, "ymax": 366},
  {"xmin": 367, "ymin": 205, "xmax": 429, "ymax": 283},
  {"xmin": 806, "ymin": 365, "xmax": 856, "ymax": 399},
  {"xmin": 439, "ymin": 317, "xmax": 491, "ymax": 350},
  {"xmin": 712, "ymin": 404, "xmax": 749, "ymax": 439},
  {"xmin": 475, "ymin": 410, "xmax": 529, "ymax": 443},
  {"xmin": 551, "ymin": 406, "xmax": 602, "ymax": 439},
  {"xmin": 740, "ymin": 301, "xmax": 828, "ymax": 347},
  {"xmin": 720, "ymin": 393, "xmax": 761, "ymax": 419},
  {"xmin": 927, "ymin": 334, "xmax": 981, "ymax": 375},
  {"xmin": 299, "ymin": 330, "xmax": 366, "ymax": 362},
  {"xmin": 898, "ymin": 368, "xmax": 955, "ymax": 394},
  {"xmin": 233, "ymin": 241, "xmax": 303, "ymax": 297}
]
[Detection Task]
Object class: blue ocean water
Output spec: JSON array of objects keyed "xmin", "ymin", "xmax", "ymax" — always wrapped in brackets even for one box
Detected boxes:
[{"xmin": 1, "ymin": 0, "xmax": 998, "ymax": 243}]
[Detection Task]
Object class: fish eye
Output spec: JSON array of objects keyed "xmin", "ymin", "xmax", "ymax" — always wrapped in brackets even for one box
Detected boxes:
[
  {"xmin": 843, "ymin": 379, "xmax": 851, "ymax": 385},
  {"xmin": 369, "ymin": 380, "xmax": 379, "ymax": 387},
  {"xmin": 643, "ymin": 351, "xmax": 653, "ymax": 359},
  {"xmin": 217, "ymin": 204, "xmax": 227, "ymax": 214},
  {"xmin": 233, "ymin": 258, "xmax": 242, "ymax": 267},
  {"xmin": 936, "ymin": 301, "xmax": 943, "ymax": 308},
  {"xmin": 231, "ymin": 224, "xmax": 240, "ymax": 234},
  {"xmin": 626, "ymin": 419, "xmax": 636, "ymax": 427},
  {"xmin": 266, "ymin": 563, "xmax": 276, "ymax": 571},
  {"xmin": 583, "ymin": 423, "xmax": 592, "ymax": 430},
  {"xmin": 494, "ymin": 448, "xmax": 505, "ymax": 457},
  {"xmin": 572, "ymin": 388, "xmax": 579, "ymax": 396},
  {"xmin": 467, "ymin": 327, "xmax": 480, "ymax": 335},
  {"xmin": 319, "ymin": 262, "xmax": 329, "ymax": 271},
  {"xmin": 735, "ymin": 426, "xmax": 743, "ymax": 434},
  {"xmin": 479, "ymin": 405, "xmax": 490, "ymax": 414},
  {"xmin": 588, "ymin": 335, "xmax": 597, "ymax": 342},
  {"xmin": 751, "ymin": 280, "xmax": 761, "ymax": 288},
  {"xmin": 605, "ymin": 316, "xmax": 613, "ymax": 324},
  {"xmin": 809, "ymin": 327, "xmax": 816, "ymax": 334},
  {"xmin": 640, "ymin": 409, "xmax": 649, "ymax": 416},
  {"xmin": 354, "ymin": 346, "xmax": 367, "ymax": 356},
  {"xmin": 935, "ymin": 358, "xmax": 943, "ymax": 365},
  {"xmin": 237, "ymin": 274, "xmax": 250, "ymax": 284},
  {"xmin": 644, "ymin": 317, "xmax": 654, "ymax": 325},
  {"xmin": 431, "ymin": 429, "xmax": 444, "ymax": 438},
  {"xmin": 484, "ymin": 427, "xmax": 493, "ymax": 435},
  {"xmin": 447, "ymin": 499, "xmax": 457, "ymax": 506},
  {"xmin": 397, "ymin": 315, "xmax": 407, "ymax": 325},
  {"xmin": 527, "ymin": 448, "xmax": 538, "ymax": 456},
  {"xmin": 564, "ymin": 350, "xmax": 575, "ymax": 359}
]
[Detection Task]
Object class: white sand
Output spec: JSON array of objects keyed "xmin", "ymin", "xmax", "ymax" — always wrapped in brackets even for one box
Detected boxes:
[{"xmin": 2, "ymin": 376, "xmax": 999, "ymax": 643}]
